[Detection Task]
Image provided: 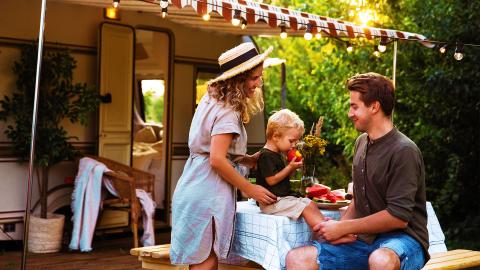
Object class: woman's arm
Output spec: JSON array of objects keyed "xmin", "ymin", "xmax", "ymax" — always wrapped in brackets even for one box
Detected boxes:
[
  {"xmin": 210, "ymin": 134, "xmax": 277, "ymax": 205},
  {"xmin": 265, "ymin": 159, "xmax": 302, "ymax": 186}
]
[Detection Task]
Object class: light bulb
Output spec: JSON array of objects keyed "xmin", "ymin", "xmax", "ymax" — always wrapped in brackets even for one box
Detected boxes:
[
  {"xmin": 161, "ymin": 8, "xmax": 167, "ymax": 18},
  {"xmin": 304, "ymin": 32, "xmax": 313, "ymax": 40},
  {"xmin": 439, "ymin": 45, "xmax": 446, "ymax": 54},
  {"xmin": 346, "ymin": 42, "xmax": 353, "ymax": 53},
  {"xmin": 241, "ymin": 20, "xmax": 247, "ymax": 29},
  {"xmin": 454, "ymin": 52, "xmax": 464, "ymax": 61},
  {"xmin": 315, "ymin": 33, "xmax": 322, "ymax": 39},
  {"xmin": 202, "ymin": 13, "xmax": 210, "ymax": 21},
  {"xmin": 373, "ymin": 50, "xmax": 380, "ymax": 57},
  {"xmin": 378, "ymin": 44, "xmax": 386, "ymax": 53},
  {"xmin": 280, "ymin": 26, "xmax": 288, "ymax": 39},
  {"xmin": 231, "ymin": 18, "xmax": 241, "ymax": 26},
  {"xmin": 160, "ymin": 0, "xmax": 169, "ymax": 9},
  {"xmin": 112, "ymin": 0, "xmax": 119, "ymax": 8},
  {"xmin": 454, "ymin": 43, "xmax": 464, "ymax": 61},
  {"xmin": 304, "ymin": 24, "xmax": 313, "ymax": 40}
]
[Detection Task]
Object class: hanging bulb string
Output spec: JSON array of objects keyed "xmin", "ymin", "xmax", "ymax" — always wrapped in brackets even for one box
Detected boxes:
[{"xmin": 136, "ymin": 0, "xmax": 480, "ymax": 49}]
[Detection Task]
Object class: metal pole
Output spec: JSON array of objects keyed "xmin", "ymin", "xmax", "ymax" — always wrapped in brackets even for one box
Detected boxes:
[
  {"xmin": 393, "ymin": 40, "xmax": 398, "ymax": 87},
  {"xmin": 392, "ymin": 40, "xmax": 398, "ymax": 123},
  {"xmin": 281, "ymin": 62, "xmax": 286, "ymax": 109},
  {"xmin": 22, "ymin": 0, "xmax": 47, "ymax": 268}
]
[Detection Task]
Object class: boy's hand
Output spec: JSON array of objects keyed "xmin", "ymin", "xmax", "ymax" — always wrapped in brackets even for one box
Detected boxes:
[{"xmin": 287, "ymin": 157, "xmax": 303, "ymax": 171}]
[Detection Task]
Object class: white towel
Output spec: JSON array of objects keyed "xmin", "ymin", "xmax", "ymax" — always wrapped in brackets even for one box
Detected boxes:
[{"xmin": 70, "ymin": 157, "xmax": 156, "ymax": 251}]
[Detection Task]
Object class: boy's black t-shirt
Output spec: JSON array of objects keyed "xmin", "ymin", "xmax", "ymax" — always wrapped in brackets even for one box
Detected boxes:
[{"xmin": 256, "ymin": 148, "xmax": 295, "ymax": 197}]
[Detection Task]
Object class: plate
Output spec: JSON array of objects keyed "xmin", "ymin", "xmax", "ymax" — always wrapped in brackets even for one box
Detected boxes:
[{"xmin": 316, "ymin": 200, "xmax": 350, "ymax": 210}]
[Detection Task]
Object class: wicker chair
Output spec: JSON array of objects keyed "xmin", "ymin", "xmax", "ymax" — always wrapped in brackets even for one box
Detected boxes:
[{"xmin": 86, "ymin": 155, "xmax": 155, "ymax": 248}]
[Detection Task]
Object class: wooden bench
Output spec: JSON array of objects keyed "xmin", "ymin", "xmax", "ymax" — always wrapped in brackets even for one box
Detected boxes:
[
  {"xmin": 423, "ymin": 249, "xmax": 480, "ymax": 270},
  {"xmin": 130, "ymin": 244, "xmax": 262, "ymax": 270},
  {"xmin": 131, "ymin": 244, "xmax": 480, "ymax": 270}
]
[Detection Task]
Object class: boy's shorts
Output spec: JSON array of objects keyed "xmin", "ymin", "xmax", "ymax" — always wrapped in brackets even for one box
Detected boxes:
[
  {"xmin": 260, "ymin": 196, "xmax": 311, "ymax": 220},
  {"xmin": 311, "ymin": 232, "xmax": 425, "ymax": 270}
]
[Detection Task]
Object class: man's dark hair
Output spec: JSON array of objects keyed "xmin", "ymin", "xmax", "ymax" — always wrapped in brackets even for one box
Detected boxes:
[{"xmin": 346, "ymin": 72, "xmax": 395, "ymax": 116}]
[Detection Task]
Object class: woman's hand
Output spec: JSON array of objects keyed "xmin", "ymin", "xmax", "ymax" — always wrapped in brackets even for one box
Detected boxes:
[
  {"xmin": 245, "ymin": 183, "xmax": 276, "ymax": 205},
  {"xmin": 240, "ymin": 151, "xmax": 261, "ymax": 169}
]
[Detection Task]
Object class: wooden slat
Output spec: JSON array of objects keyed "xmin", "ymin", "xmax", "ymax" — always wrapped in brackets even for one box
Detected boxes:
[{"xmin": 423, "ymin": 250, "xmax": 480, "ymax": 270}]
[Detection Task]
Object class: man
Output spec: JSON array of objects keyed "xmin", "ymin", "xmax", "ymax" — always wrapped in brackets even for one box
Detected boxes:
[{"xmin": 286, "ymin": 73, "xmax": 429, "ymax": 270}]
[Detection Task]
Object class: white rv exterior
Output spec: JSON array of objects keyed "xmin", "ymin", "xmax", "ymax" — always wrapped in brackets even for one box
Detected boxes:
[{"xmin": 0, "ymin": 0, "xmax": 266, "ymax": 240}]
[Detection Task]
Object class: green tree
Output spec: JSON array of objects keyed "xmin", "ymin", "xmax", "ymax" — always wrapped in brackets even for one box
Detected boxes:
[{"xmin": 0, "ymin": 45, "xmax": 99, "ymax": 219}]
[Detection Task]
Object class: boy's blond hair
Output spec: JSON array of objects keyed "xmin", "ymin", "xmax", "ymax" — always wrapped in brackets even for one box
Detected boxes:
[{"xmin": 266, "ymin": 109, "xmax": 304, "ymax": 139}]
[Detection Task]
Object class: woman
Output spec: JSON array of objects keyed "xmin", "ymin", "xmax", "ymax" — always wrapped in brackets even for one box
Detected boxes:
[{"xmin": 170, "ymin": 43, "xmax": 277, "ymax": 269}]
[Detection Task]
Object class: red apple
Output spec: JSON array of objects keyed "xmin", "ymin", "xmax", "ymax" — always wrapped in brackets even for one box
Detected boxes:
[{"xmin": 287, "ymin": 149, "xmax": 302, "ymax": 162}]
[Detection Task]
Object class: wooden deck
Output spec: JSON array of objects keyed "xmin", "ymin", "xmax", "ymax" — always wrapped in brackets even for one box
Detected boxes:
[{"xmin": 0, "ymin": 231, "xmax": 171, "ymax": 270}]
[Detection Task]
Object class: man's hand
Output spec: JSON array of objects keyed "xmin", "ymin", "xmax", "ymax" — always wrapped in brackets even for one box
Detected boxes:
[
  {"xmin": 313, "ymin": 220, "xmax": 349, "ymax": 242},
  {"xmin": 329, "ymin": 234, "xmax": 357, "ymax": 245}
]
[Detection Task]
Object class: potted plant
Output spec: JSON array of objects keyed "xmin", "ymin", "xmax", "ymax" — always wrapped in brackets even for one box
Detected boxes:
[{"xmin": 0, "ymin": 44, "xmax": 99, "ymax": 252}]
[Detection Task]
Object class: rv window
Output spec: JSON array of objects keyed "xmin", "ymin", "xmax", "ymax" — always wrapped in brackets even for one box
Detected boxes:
[
  {"xmin": 141, "ymin": 79, "xmax": 164, "ymax": 124},
  {"xmin": 195, "ymin": 69, "xmax": 218, "ymax": 108}
]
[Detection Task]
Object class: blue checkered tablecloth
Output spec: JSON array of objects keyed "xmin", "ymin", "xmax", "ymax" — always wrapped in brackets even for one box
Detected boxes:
[
  {"xmin": 223, "ymin": 201, "xmax": 446, "ymax": 270},
  {"xmin": 223, "ymin": 201, "xmax": 341, "ymax": 270}
]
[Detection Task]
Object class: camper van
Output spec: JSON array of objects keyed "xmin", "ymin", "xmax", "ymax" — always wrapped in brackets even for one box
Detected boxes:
[{"xmin": 0, "ymin": 0, "xmax": 266, "ymax": 240}]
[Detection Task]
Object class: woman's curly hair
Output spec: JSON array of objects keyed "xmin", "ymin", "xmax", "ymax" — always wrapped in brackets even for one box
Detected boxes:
[{"xmin": 208, "ymin": 64, "xmax": 264, "ymax": 123}]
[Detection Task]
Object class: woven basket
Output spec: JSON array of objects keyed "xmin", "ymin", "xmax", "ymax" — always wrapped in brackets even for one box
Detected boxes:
[{"xmin": 28, "ymin": 213, "xmax": 65, "ymax": 253}]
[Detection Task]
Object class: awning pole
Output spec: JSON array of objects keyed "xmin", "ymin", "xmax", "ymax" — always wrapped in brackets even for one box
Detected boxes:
[
  {"xmin": 392, "ymin": 40, "xmax": 398, "ymax": 123},
  {"xmin": 393, "ymin": 40, "xmax": 398, "ymax": 87},
  {"xmin": 22, "ymin": 0, "xmax": 47, "ymax": 268},
  {"xmin": 281, "ymin": 62, "xmax": 286, "ymax": 109}
]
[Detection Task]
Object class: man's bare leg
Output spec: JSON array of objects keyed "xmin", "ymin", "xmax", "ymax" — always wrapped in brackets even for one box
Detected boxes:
[
  {"xmin": 369, "ymin": 248, "xmax": 400, "ymax": 270},
  {"xmin": 286, "ymin": 246, "xmax": 319, "ymax": 270}
]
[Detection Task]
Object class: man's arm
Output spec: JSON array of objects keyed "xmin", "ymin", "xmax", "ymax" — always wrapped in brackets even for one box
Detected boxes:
[
  {"xmin": 315, "ymin": 209, "xmax": 407, "ymax": 242},
  {"xmin": 340, "ymin": 199, "xmax": 356, "ymax": 221}
]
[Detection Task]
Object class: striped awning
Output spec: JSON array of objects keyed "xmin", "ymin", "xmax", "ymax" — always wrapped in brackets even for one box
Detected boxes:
[{"xmin": 56, "ymin": 0, "xmax": 429, "ymax": 42}]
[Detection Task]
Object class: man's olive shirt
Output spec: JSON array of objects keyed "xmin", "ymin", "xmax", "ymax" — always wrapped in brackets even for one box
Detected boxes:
[{"xmin": 352, "ymin": 128, "xmax": 429, "ymax": 260}]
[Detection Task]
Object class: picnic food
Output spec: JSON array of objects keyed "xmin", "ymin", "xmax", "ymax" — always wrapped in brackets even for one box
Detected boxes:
[
  {"xmin": 305, "ymin": 183, "xmax": 330, "ymax": 197},
  {"xmin": 310, "ymin": 187, "xmax": 351, "ymax": 204},
  {"xmin": 287, "ymin": 148, "xmax": 302, "ymax": 162}
]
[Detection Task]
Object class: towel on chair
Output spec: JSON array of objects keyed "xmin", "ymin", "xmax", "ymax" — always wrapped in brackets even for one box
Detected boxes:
[
  {"xmin": 69, "ymin": 157, "xmax": 108, "ymax": 252},
  {"xmin": 70, "ymin": 157, "xmax": 156, "ymax": 252}
]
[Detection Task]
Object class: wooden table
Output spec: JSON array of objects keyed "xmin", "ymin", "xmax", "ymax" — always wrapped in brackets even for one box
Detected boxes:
[{"xmin": 423, "ymin": 249, "xmax": 480, "ymax": 270}]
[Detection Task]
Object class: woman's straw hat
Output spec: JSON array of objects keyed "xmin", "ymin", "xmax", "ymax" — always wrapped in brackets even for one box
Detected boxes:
[{"xmin": 209, "ymin": 42, "xmax": 273, "ymax": 84}]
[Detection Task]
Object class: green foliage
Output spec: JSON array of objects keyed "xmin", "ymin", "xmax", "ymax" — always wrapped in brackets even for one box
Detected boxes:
[
  {"xmin": 0, "ymin": 44, "xmax": 99, "ymax": 218},
  {"xmin": 257, "ymin": 0, "xmax": 480, "ymax": 248},
  {"xmin": 143, "ymin": 92, "xmax": 164, "ymax": 124},
  {"xmin": 0, "ymin": 45, "xmax": 99, "ymax": 166}
]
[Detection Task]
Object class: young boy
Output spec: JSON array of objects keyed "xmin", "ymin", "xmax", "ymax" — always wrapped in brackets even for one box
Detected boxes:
[{"xmin": 256, "ymin": 109, "xmax": 325, "ymax": 230}]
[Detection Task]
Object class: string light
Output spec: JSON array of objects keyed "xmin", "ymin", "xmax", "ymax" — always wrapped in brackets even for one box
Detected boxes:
[
  {"xmin": 439, "ymin": 44, "xmax": 447, "ymax": 54},
  {"xmin": 304, "ymin": 24, "xmax": 313, "ymax": 40},
  {"xmin": 454, "ymin": 42, "xmax": 464, "ymax": 61},
  {"xmin": 373, "ymin": 45, "xmax": 380, "ymax": 57},
  {"xmin": 280, "ymin": 26, "xmax": 288, "ymax": 39},
  {"xmin": 378, "ymin": 36, "xmax": 387, "ymax": 53},
  {"xmin": 202, "ymin": 13, "xmax": 211, "ymax": 21},
  {"xmin": 112, "ymin": 0, "xmax": 119, "ymax": 8},
  {"xmin": 241, "ymin": 19, "xmax": 247, "ymax": 29},
  {"xmin": 160, "ymin": 0, "xmax": 168, "ymax": 18},
  {"xmin": 346, "ymin": 41, "xmax": 353, "ymax": 53},
  {"xmin": 315, "ymin": 31, "xmax": 322, "ymax": 39},
  {"xmin": 232, "ymin": 10, "xmax": 241, "ymax": 26}
]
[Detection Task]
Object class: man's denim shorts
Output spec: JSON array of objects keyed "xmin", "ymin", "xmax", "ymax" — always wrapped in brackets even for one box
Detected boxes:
[{"xmin": 311, "ymin": 233, "xmax": 425, "ymax": 270}]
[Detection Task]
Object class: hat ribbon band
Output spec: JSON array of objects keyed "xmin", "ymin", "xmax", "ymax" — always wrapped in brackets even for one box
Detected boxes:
[{"xmin": 220, "ymin": 48, "xmax": 259, "ymax": 73}]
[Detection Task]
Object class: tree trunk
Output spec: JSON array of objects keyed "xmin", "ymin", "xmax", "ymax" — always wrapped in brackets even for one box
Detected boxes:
[{"xmin": 40, "ymin": 166, "xmax": 49, "ymax": 219}]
